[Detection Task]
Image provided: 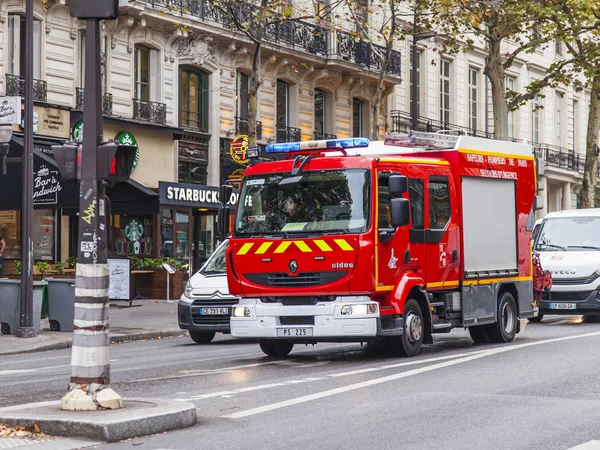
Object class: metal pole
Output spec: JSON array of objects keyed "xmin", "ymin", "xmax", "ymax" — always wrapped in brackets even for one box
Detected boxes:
[
  {"xmin": 411, "ymin": 9, "xmax": 419, "ymax": 132},
  {"xmin": 17, "ymin": 0, "xmax": 36, "ymax": 338},
  {"xmin": 61, "ymin": 19, "xmax": 121, "ymax": 410}
]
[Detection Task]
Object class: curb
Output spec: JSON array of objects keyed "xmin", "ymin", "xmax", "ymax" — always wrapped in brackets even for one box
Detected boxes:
[{"xmin": 0, "ymin": 330, "xmax": 188, "ymax": 356}]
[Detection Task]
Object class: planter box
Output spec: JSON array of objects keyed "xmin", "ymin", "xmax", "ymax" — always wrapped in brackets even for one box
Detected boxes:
[{"xmin": 135, "ymin": 270, "xmax": 185, "ymax": 300}]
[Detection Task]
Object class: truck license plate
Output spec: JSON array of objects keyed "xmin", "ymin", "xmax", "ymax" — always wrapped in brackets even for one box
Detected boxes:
[
  {"xmin": 199, "ymin": 307, "xmax": 230, "ymax": 315},
  {"xmin": 549, "ymin": 303, "xmax": 576, "ymax": 310},
  {"xmin": 277, "ymin": 328, "xmax": 313, "ymax": 337}
]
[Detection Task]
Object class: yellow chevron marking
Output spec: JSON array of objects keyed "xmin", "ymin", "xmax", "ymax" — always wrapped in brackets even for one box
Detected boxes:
[
  {"xmin": 274, "ymin": 241, "xmax": 292, "ymax": 254},
  {"xmin": 314, "ymin": 240, "xmax": 333, "ymax": 252},
  {"xmin": 237, "ymin": 243, "xmax": 254, "ymax": 255},
  {"xmin": 335, "ymin": 239, "xmax": 354, "ymax": 251},
  {"xmin": 256, "ymin": 242, "xmax": 273, "ymax": 255},
  {"xmin": 294, "ymin": 241, "xmax": 312, "ymax": 252}
]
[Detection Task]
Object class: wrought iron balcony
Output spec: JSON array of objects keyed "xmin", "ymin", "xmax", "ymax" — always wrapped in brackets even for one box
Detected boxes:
[
  {"xmin": 76, "ymin": 88, "xmax": 114, "ymax": 116},
  {"xmin": 235, "ymin": 116, "xmax": 263, "ymax": 141},
  {"xmin": 6, "ymin": 74, "xmax": 47, "ymax": 103},
  {"xmin": 133, "ymin": 98, "xmax": 167, "ymax": 125},
  {"xmin": 390, "ymin": 110, "xmax": 488, "ymax": 137},
  {"xmin": 314, "ymin": 131, "xmax": 337, "ymax": 140},
  {"xmin": 276, "ymin": 126, "xmax": 301, "ymax": 143},
  {"xmin": 335, "ymin": 32, "xmax": 402, "ymax": 76}
]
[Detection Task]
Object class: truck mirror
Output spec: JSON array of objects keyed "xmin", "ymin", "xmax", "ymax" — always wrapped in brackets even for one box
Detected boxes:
[
  {"xmin": 218, "ymin": 207, "xmax": 230, "ymax": 236},
  {"xmin": 219, "ymin": 184, "xmax": 233, "ymax": 206},
  {"xmin": 391, "ymin": 198, "xmax": 410, "ymax": 228},
  {"xmin": 533, "ymin": 195, "xmax": 544, "ymax": 211},
  {"xmin": 388, "ymin": 175, "xmax": 408, "ymax": 195}
]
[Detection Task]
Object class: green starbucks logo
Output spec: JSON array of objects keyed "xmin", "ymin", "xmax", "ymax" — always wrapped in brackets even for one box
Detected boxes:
[
  {"xmin": 116, "ymin": 131, "xmax": 139, "ymax": 173},
  {"xmin": 73, "ymin": 121, "xmax": 83, "ymax": 143},
  {"xmin": 125, "ymin": 218, "xmax": 144, "ymax": 241}
]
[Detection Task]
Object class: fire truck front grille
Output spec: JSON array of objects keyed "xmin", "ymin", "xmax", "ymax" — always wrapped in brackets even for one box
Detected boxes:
[
  {"xmin": 245, "ymin": 271, "xmax": 348, "ymax": 288},
  {"xmin": 261, "ymin": 296, "xmax": 337, "ymax": 306},
  {"xmin": 280, "ymin": 316, "xmax": 315, "ymax": 326}
]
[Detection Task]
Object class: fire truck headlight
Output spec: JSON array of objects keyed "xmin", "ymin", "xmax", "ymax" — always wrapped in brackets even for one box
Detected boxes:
[
  {"xmin": 340, "ymin": 304, "xmax": 378, "ymax": 316},
  {"xmin": 233, "ymin": 306, "xmax": 251, "ymax": 318}
]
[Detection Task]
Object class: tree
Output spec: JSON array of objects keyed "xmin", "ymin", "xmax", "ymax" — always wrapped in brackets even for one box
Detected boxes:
[
  {"xmin": 206, "ymin": 0, "xmax": 342, "ymax": 149},
  {"xmin": 425, "ymin": 0, "xmax": 575, "ymax": 141}
]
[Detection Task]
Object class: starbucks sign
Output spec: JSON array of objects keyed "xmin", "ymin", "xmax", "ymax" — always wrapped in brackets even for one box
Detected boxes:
[
  {"xmin": 72, "ymin": 120, "xmax": 83, "ymax": 143},
  {"xmin": 115, "ymin": 131, "xmax": 139, "ymax": 173},
  {"xmin": 125, "ymin": 218, "xmax": 144, "ymax": 241}
]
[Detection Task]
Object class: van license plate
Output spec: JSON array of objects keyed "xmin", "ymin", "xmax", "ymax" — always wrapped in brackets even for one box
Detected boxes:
[
  {"xmin": 277, "ymin": 328, "xmax": 313, "ymax": 337},
  {"xmin": 199, "ymin": 307, "xmax": 230, "ymax": 315},
  {"xmin": 549, "ymin": 303, "xmax": 576, "ymax": 310}
]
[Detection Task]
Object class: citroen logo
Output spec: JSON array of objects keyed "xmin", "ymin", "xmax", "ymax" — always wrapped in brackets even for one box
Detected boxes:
[{"xmin": 288, "ymin": 259, "xmax": 298, "ymax": 274}]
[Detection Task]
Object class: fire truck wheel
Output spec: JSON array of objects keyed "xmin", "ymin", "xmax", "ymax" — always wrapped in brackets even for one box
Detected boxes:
[
  {"xmin": 394, "ymin": 299, "xmax": 424, "ymax": 357},
  {"xmin": 527, "ymin": 314, "xmax": 544, "ymax": 323},
  {"xmin": 487, "ymin": 292, "xmax": 518, "ymax": 343},
  {"xmin": 190, "ymin": 331, "xmax": 216, "ymax": 344},
  {"xmin": 468, "ymin": 325, "xmax": 490, "ymax": 344},
  {"xmin": 259, "ymin": 339, "xmax": 294, "ymax": 358}
]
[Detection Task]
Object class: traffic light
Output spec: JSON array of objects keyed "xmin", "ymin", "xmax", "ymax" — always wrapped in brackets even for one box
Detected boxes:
[
  {"xmin": 51, "ymin": 143, "xmax": 80, "ymax": 181},
  {"xmin": 70, "ymin": 0, "xmax": 119, "ymax": 20},
  {"xmin": 97, "ymin": 142, "xmax": 137, "ymax": 182}
]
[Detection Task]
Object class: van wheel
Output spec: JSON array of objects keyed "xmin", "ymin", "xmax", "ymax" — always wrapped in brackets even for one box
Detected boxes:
[
  {"xmin": 468, "ymin": 325, "xmax": 490, "ymax": 344},
  {"xmin": 190, "ymin": 331, "xmax": 216, "ymax": 344},
  {"xmin": 486, "ymin": 292, "xmax": 518, "ymax": 343},
  {"xmin": 528, "ymin": 314, "xmax": 544, "ymax": 323},
  {"xmin": 259, "ymin": 339, "xmax": 294, "ymax": 358}
]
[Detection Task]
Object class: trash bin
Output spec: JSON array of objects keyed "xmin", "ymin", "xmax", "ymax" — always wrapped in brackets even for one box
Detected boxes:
[
  {"xmin": 46, "ymin": 278, "xmax": 76, "ymax": 332},
  {"xmin": 0, "ymin": 279, "xmax": 46, "ymax": 335}
]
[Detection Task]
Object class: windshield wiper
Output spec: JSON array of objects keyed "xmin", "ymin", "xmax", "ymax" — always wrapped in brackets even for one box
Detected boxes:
[
  {"xmin": 203, "ymin": 270, "xmax": 225, "ymax": 275},
  {"xmin": 567, "ymin": 245, "xmax": 600, "ymax": 251},
  {"xmin": 321, "ymin": 229, "xmax": 350, "ymax": 235},
  {"xmin": 539, "ymin": 243, "xmax": 567, "ymax": 251}
]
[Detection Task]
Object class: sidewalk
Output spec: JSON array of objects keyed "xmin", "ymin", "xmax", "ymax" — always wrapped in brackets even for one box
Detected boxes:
[{"xmin": 0, "ymin": 300, "xmax": 186, "ymax": 356}]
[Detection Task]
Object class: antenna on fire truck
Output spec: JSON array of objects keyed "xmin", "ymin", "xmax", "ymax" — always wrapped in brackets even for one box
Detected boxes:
[{"xmin": 384, "ymin": 130, "xmax": 461, "ymax": 149}]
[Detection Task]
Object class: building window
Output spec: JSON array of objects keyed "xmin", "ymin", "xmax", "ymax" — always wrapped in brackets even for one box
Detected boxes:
[
  {"xmin": 506, "ymin": 77, "xmax": 515, "ymax": 139},
  {"xmin": 440, "ymin": 59, "xmax": 451, "ymax": 125},
  {"xmin": 429, "ymin": 177, "xmax": 450, "ymax": 229},
  {"xmin": 111, "ymin": 215, "xmax": 154, "ymax": 256},
  {"xmin": 555, "ymin": 38, "xmax": 562, "ymax": 55},
  {"xmin": 409, "ymin": 50, "xmax": 421, "ymax": 118},
  {"xmin": 8, "ymin": 14, "xmax": 41, "ymax": 79},
  {"xmin": 314, "ymin": 89, "xmax": 326, "ymax": 136},
  {"xmin": 180, "ymin": 67, "xmax": 209, "ymax": 131},
  {"xmin": 178, "ymin": 162, "xmax": 208, "ymax": 185},
  {"xmin": 532, "ymin": 96, "xmax": 540, "ymax": 143},
  {"xmin": 568, "ymin": 98, "xmax": 577, "ymax": 151},
  {"xmin": 276, "ymin": 80, "xmax": 289, "ymax": 128},
  {"xmin": 352, "ymin": 98, "xmax": 363, "ymax": 137},
  {"xmin": 556, "ymin": 92, "xmax": 563, "ymax": 147},
  {"xmin": 355, "ymin": 0, "xmax": 368, "ymax": 33},
  {"xmin": 79, "ymin": 31, "xmax": 86, "ymax": 87},
  {"xmin": 237, "ymin": 71, "xmax": 250, "ymax": 120},
  {"xmin": 135, "ymin": 45, "xmax": 160, "ymax": 102},
  {"xmin": 468, "ymin": 68, "xmax": 478, "ymax": 132}
]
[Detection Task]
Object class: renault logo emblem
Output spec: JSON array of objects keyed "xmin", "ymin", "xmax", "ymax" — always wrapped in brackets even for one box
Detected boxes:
[{"xmin": 288, "ymin": 259, "xmax": 298, "ymax": 274}]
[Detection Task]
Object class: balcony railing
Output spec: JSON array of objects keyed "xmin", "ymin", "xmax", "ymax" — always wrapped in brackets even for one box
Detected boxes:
[
  {"xmin": 6, "ymin": 74, "xmax": 47, "ymax": 103},
  {"xmin": 133, "ymin": 98, "xmax": 167, "ymax": 125},
  {"xmin": 235, "ymin": 116, "xmax": 263, "ymax": 141},
  {"xmin": 276, "ymin": 125, "xmax": 301, "ymax": 143},
  {"xmin": 390, "ymin": 110, "xmax": 489, "ymax": 138},
  {"xmin": 314, "ymin": 131, "xmax": 337, "ymax": 140},
  {"xmin": 140, "ymin": 1, "xmax": 400, "ymax": 76},
  {"xmin": 76, "ymin": 88, "xmax": 114, "ymax": 116}
]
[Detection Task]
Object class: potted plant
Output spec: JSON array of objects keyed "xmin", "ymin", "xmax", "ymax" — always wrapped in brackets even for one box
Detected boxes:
[
  {"xmin": 54, "ymin": 261, "xmax": 64, "ymax": 275},
  {"xmin": 35, "ymin": 261, "xmax": 51, "ymax": 278}
]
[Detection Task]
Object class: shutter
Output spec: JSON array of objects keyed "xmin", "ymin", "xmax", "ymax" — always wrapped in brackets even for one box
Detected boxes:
[
  {"xmin": 200, "ymin": 72, "xmax": 208, "ymax": 132},
  {"xmin": 149, "ymin": 49, "xmax": 159, "ymax": 102},
  {"xmin": 33, "ymin": 19, "xmax": 41, "ymax": 79}
]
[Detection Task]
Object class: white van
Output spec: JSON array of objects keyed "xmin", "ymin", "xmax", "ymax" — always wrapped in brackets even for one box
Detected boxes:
[
  {"xmin": 178, "ymin": 239, "xmax": 240, "ymax": 343},
  {"xmin": 533, "ymin": 209, "xmax": 600, "ymax": 321}
]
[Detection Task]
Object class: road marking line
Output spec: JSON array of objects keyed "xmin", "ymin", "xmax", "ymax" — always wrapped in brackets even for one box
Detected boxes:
[
  {"xmin": 224, "ymin": 330, "xmax": 600, "ymax": 419},
  {"xmin": 568, "ymin": 441, "xmax": 600, "ymax": 449}
]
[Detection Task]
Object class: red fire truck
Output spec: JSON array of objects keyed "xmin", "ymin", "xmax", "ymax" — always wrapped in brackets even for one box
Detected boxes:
[{"xmin": 225, "ymin": 131, "xmax": 544, "ymax": 357}]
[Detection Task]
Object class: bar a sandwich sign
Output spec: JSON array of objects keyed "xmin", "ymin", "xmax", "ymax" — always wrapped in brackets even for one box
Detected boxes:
[{"xmin": 0, "ymin": 96, "xmax": 22, "ymax": 124}]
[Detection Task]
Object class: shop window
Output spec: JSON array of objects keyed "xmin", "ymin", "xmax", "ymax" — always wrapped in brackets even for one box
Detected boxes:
[
  {"xmin": 0, "ymin": 210, "xmax": 56, "ymax": 262},
  {"xmin": 8, "ymin": 14, "xmax": 41, "ymax": 79},
  {"xmin": 175, "ymin": 211, "xmax": 190, "ymax": 260},
  {"xmin": 0, "ymin": 211, "xmax": 20, "ymax": 260},
  {"xmin": 161, "ymin": 209, "xmax": 174, "ymax": 257},
  {"xmin": 429, "ymin": 177, "xmax": 450, "ymax": 229},
  {"xmin": 180, "ymin": 66, "xmax": 209, "ymax": 131},
  {"xmin": 111, "ymin": 214, "xmax": 154, "ymax": 256}
]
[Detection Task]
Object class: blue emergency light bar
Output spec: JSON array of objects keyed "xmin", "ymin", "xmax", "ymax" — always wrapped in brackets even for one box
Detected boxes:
[{"xmin": 265, "ymin": 138, "xmax": 370, "ymax": 153}]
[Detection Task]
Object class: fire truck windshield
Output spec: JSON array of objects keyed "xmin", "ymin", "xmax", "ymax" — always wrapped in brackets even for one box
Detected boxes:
[{"xmin": 234, "ymin": 169, "xmax": 370, "ymax": 236}]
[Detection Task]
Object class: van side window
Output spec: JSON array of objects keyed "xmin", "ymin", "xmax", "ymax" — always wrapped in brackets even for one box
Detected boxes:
[
  {"xmin": 408, "ymin": 178, "xmax": 424, "ymax": 229},
  {"xmin": 429, "ymin": 177, "xmax": 450, "ymax": 229},
  {"xmin": 377, "ymin": 177, "xmax": 391, "ymax": 229}
]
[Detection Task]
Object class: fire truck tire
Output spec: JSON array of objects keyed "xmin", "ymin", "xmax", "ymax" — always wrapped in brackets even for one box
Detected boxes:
[
  {"xmin": 259, "ymin": 339, "xmax": 294, "ymax": 358},
  {"xmin": 392, "ymin": 299, "xmax": 424, "ymax": 357},
  {"xmin": 487, "ymin": 292, "xmax": 518, "ymax": 343},
  {"xmin": 527, "ymin": 314, "xmax": 544, "ymax": 323},
  {"xmin": 190, "ymin": 331, "xmax": 216, "ymax": 344},
  {"xmin": 468, "ymin": 325, "xmax": 491, "ymax": 344}
]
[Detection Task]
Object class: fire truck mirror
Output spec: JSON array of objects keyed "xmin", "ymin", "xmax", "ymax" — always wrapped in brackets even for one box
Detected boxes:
[
  {"xmin": 533, "ymin": 195, "xmax": 544, "ymax": 211},
  {"xmin": 388, "ymin": 175, "xmax": 408, "ymax": 196},
  {"xmin": 219, "ymin": 184, "xmax": 233, "ymax": 205},
  {"xmin": 390, "ymin": 198, "xmax": 410, "ymax": 228},
  {"xmin": 218, "ymin": 207, "xmax": 230, "ymax": 236}
]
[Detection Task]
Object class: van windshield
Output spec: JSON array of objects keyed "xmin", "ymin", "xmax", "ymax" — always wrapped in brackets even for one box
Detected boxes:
[
  {"xmin": 535, "ymin": 217, "xmax": 600, "ymax": 252},
  {"xmin": 201, "ymin": 240, "xmax": 228, "ymax": 275}
]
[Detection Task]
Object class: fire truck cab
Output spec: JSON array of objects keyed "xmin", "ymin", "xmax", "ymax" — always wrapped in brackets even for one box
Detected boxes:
[{"xmin": 226, "ymin": 131, "xmax": 542, "ymax": 357}]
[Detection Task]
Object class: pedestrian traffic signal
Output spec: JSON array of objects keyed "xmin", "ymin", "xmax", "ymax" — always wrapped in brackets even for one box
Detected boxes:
[
  {"xmin": 70, "ymin": 0, "xmax": 119, "ymax": 20},
  {"xmin": 97, "ymin": 142, "xmax": 137, "ymax": 182},
  {"xmin": 51, "ymin": 143, "xmax": 80, "ymax": 181}
]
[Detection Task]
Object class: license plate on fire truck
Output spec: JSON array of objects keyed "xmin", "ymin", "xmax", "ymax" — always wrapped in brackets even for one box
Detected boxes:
[
  {"xmin": 548, "ymin": 303, "xmax": 576, "ymax": 310},
  {"xmin": 277, "ymin": 328, "xmax": 313, "ymax": 337}
]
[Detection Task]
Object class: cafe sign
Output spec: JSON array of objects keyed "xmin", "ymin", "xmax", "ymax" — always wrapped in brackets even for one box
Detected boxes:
[
  {"xmin": 159, "ymin": 181, "xmax": 238, "ymax": 210},
  {"xmin": 115, "ymin": 131, "xmax": 140, "ymax": 173},
  {"xmin": 33, "ymin": 163, "xmax": 63, "ymax": 205},
  {"xmin": 0, "ymin": 96, "xmax": 21, "ymax": 124}
]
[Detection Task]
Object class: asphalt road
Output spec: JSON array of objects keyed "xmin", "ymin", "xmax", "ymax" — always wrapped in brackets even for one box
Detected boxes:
[{"xmin": 2, "ymin": 315, "xmax": 600, "ymax": 450}]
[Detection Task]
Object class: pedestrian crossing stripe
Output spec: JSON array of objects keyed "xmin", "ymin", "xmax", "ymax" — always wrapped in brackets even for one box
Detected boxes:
[{"xmin": 236, "ymin": 239, "xmax": 355, "ymax": 255}]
